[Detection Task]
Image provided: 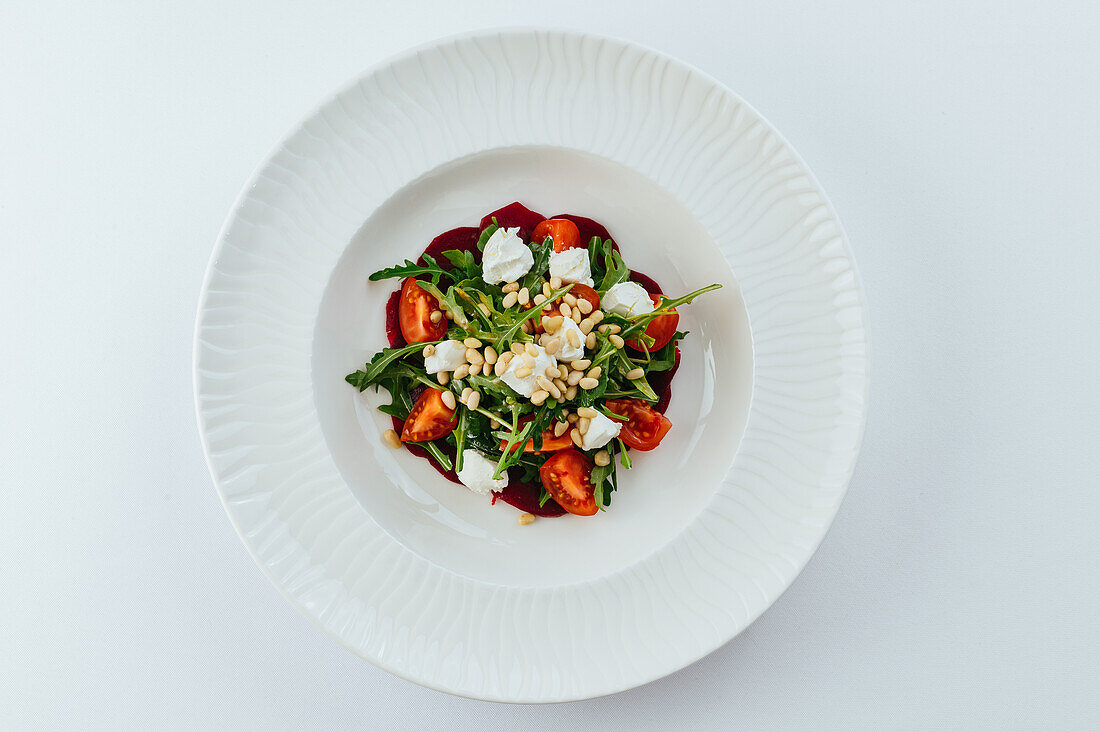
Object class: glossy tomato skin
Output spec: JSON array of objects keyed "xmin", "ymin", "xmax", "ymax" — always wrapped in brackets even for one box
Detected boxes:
[
  {"xmin": 398, "ymin": 277, "xmax": 448, "ymax": 344},
  {"xmin": 400, "ymin": 389, "xmax": 458, "ymax": 443},
  {"xmin": 540, "ymin": 449, "xmax": 598, "ymax": 516},
  {"xmin": 532, "ymin": 218, "xmax": 582, "ymax": 252},
  {"xmin": 625, "ymin": 294, "xmax": 679, "ymax": 352},
  {"xmin": 604, "ymin": 398, "xmax": 672, "ymax": 451},
  {"xmin": 568, "ymin": 282, "xmax": 600, "ymax": 311}
]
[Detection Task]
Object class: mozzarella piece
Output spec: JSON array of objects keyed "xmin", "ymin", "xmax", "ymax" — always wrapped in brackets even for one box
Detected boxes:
[
  {"xmin": 481, "ymin": 226, "xmax": 534, "ymax": 284},
  {"xmin": 500, "ymin": 344, "xmax": 558, "ymax": 397},
  {"xmin": 423, "ymin": 340, "xmax": 466, "ymax": 374},
  {"xmin": 548, "ymin": 247, "xmax": 594, "ymax": 286},
  {"xmin": 580, "ymin": 412, "xmax": 622, "ymax": 451},
  {"xmin": 602, "ymin": 281, "xmax": 654, "ymax": 317},
  {"xmin": 554, "ymin": 317, "xmax": 586, "ymax": 360},
  {"xmin": 457, "ymin": 449, "xmax": 508, "ymax": 495}
]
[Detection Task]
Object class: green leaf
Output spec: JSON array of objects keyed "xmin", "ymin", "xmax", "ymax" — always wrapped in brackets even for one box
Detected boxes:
[
  {"xmin": 476, "ymin": 222, "xmax": 498, "ymax": 252},
  {"xmin": 345, "ymin": 341, "xmax": 432, "ymax": 390},
  {"xmin": 415, "ymin": 440, "xmax": 453, "ymax": 471},
  {"xmin": 368, "ymin": 254, "xmax": 454, "ymax": 285},
  {"xmin": 440, "ymin": 249, "xmax": 479, "ymax": 280},
  {"xmin": 597, "ymin": 239, "xmax": 631, "ymax": 291},
  {"xmin": 519, "ymin": 237, "xmax": 553, "ymax": 292}
]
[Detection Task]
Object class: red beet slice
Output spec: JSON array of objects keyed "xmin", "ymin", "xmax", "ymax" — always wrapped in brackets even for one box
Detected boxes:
[
  {"xmin": 651, "ymin": 347, "xmax": 681, "ymax": 414},
  {"xmin": 479, "ymin": 202, "xmax": 545, "ymax": 242},
  {"xmin": 551, "ymin": 213, "xmax": 620, "ymax": 252},
  {"xmin": 497, "ymin": 479, "xmax": 567, "ymax": 517},
  {"xmin": 628, "ymin": 269, "xmax": 664, "ymax": 296},
  {"xmin": 384, "ymin": 289, "xmax": 404, "ymax": 348},
  {"xmin": 419, "ymin": 226, "xmax": 480, "ymax": 268}
]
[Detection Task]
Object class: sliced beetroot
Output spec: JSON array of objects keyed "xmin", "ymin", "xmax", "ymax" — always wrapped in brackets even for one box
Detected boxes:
[
  {"xmin": 420, "ymin": 226, "xmax": 480, "ymax": 268},
  {"xmin": 479, "ymin": 202, "xmax": 545, "ymax": 242},
  {"xmin": 497, "ymin": 478, "xmax": 567, "ymax": 517},
  {"xmin": 628, "ymin": 269, "xmax": 664, "ymax": 295},
  {"xmin": 384, "ymin": 289, "xmax": 404, "ymax": 348},
  {"xmin": 551, "ymin": 213, "xmax": 620, "ymax": 252},
  {"xmin": 390, "ymin": 414, "xmax": 462, "ymax": 485},
  {"xmin": 650, "ymin": 347, "xmax": 681, "ymax": 414}
]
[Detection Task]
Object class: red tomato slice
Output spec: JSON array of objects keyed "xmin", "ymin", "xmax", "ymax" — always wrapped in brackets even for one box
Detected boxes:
[
  {"xmin": 539, "ymin": 449, "xmax": 598, "ymax": 516},
  {"xmin": 603, "ymin": 398, "xmax": 672, "ymax": 451},
  {"xmin": 500, "ymin": 417, "xmax": 574, "ymax": 453},
  {"xmin": 400, "ymin": 389, "xmax": 458, "ymax": 442},
  {"xmin": 398, "ymin": 277, "xmax": 448, "ymax": 344},
  {"xmin": 532, "ymin": 218, "xmax": 582, "ymax": 252},
  {"xmin": 568, "ymin": 282, "xmax": 600, "ymax": 311},
  {"xmin": 625, "ymin": 294, "xmax": 679, "ymax": 352}
]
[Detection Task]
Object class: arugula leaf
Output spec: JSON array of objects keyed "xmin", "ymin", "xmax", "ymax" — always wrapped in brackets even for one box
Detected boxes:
[
  {"xmin": 454, "ymin": 409, "xmax": 467, "ymax": 472},
  {"xmin": 476, "ymin": 222, "xmax": 498, "ymax": 252},
  {"xmin": 618, "ymin": 283, "xmax": 723, "ymax": 340},
  {"xmin": 417, "ymin": 280, "xmax": 470, "ymax": 330},
  {"xmin": 440, "ymin": 249, "xmax": 479, "ymax": 280},
  {"xmin": 616, "ymin": 438, "xmax": 633, "ymax": 469},
  {"xmin": 368, "ymin": 254, "xmax": 453, "ymax": 285},
  {"xmin": 345, "ymin": 341, "xmax": 432, "ymax": 390},
  {"xmin": 519, "ymin": 237, "xmax": 553, "ymax": 292},
  {"xmin": 415, "ymin": 440, "xmax": 453, "ymax": 471},
  {"xmin": 597, "ymin": 239, "xmax": 631, "ymax": 291},
  {"xmin": 644, "ymin": 336, "xmax": 684, "ymax": 372}
]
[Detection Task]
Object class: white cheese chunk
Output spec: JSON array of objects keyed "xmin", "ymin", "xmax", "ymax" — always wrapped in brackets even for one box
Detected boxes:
[
  {"xmin": 457, "ymin": 449, "xmax": 508, "ymax": 495},
  {"xmin": 580, "ymin": 412, "xmax": 622, "ymax": 451},
  {"xmin": 548, "ymin": 247, "xmax": 594, "ymax": 286},
  {"xmin": 481, "ymin": 226, "xmax": 534, "ymax": 284},
  {"xmin": 423, "ymin": 340, "xmax": 466, "ymax": 374},
  {"xmin": 500, "ymin": 344, "xmax": 558, "ymax": 397},
  {"xmin": 554, "ymin": 317, "xmax": 586, "ymax": 361},
  {"xmin": 602, "ymin": 281, "xmax": 655, "ymax": 317}
]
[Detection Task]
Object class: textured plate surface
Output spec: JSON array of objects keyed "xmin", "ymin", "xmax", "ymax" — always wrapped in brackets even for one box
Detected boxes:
[{"xmin": 195, "ymin": 30, "xmax": 868, "ymax": 702}]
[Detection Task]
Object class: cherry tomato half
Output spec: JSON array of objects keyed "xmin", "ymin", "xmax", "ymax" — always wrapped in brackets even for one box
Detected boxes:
[
  {"xmin": 532, "ymin": 218, "xmax": 582, "ymax": 253},
  {"xmin": 568, "ymin": 282, "xmax": 601, "ymax": 311},
  {"xmin": 625, "ymin": 294, "xmax": 679, "ymax": 352},
  {"xmin": 398, "ymin": 277, "xmax": 447, "ymax": 344},
  {"xmin": 400, "ymin": 389, "xmax": 458, "ymax": 442},
  {"xmin": 539, "ymin": 449, "xmax": 598, "ymax": 516},
  {"xmin": 603, "ymin": 398, "xmax": 672, "ymax": 451},
  {"xmin": 500, "ymin": 417, "xmax": 574, "ymax": 453}
]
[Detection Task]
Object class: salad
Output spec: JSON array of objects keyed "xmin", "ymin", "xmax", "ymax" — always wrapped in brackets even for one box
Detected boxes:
[{"xmin": 346, "ymin": 202, "xmax": 720, "ymax": 521}]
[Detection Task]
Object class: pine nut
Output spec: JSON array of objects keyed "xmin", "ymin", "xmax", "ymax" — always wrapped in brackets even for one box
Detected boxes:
[
  {"xmin": 585, "ymin": 332, "xmax": 597, "ymax": 349},
  {"xmin": 579, "ymin": 318, "xmax": 594, "ymax": 334},
  {"xmin": 494, "ymin": 360, "xmax": 507, "ymax": 377},
  {"xmin": 422, "ymin": 344, "xmax": 436, "ymax": 358},
  {"xmin": 533, "ymin": 293, "xmax": 546, "ymax": 306},
  {"xmin": 511, "ymin": 342, "xmax": 525, "ymax": 355},
  {"xmin": 566, "ymin": 370, "xmax": 584, "ymax": 386},
  {"xmin": 557, "ymin": 366, "xmax": 570, "ymax": 379},
  {"xmin": 566, "ymin": 412, "xmax": 579, "ymax": 423},
  {"xmin": 437, "ymin": 371, "xmax": 449, "ymax": 385},
  {"xmin": 466, "ymin": 348, "xmax": 483, "ymax": 364},
  {"xmin": 577, "ymin": 299, "xmax": 593, "ymax": 315},
  {"xmin": 550, "ymin": 276, "xmax": 562, "ymax": 289},
  {"xmin": 566, "ymin": 329, "xmax": 581, "ymax": 347},
  {"xmin": 553, "ymin": 421, "xmax": 568, "ymax": 437},
  {"xmin": 547, "ymin": 383, "xmax": 562, "ymax": 400},
  {"xmin": 484, "ymin": 347, "xmax": 498, "ymax": 365},
  {"xmin": 610, "ymin": 334, "xmax": 625, "ymax": 348},
  {"xmin": 514, "ymin": 366, "xmax": 533, "ymax": 378},
  {"xmin": 543, "ymin": 338, "xmax": 561, "ymax": 355},
  {"xmin": 590, "ymin": 309, "xmax": 604, "ymax": 323},
  {"xmin": 502, "ymin": 281, "xmax": 520, "ymax": 293},
  {"xmin": 594, "ymin": 449, "xmax": 611, "ymax": 466},
  {"xmin": 597, "ymin": 324, "xmax": 609, "ymax": 333},
  {"xmin": 462, "ymin": 337, "xmax": 481, "ymax": 348},
  {"xmin": 578, "ymin": 417, "xmax": 590, "ymax": 435},
  {"xmin": 536, "ymin": 375, "xmax": 553, "ymax": 391},
  {"xmin": 577, "ymin": 407, "xmax": 599, "ymax": 419},
  {"xmin": 521, "ymin": 320, "xmax": 533, "ymax": 334},
  {"xmin": 518, "ymin": 287, "xmax": 531, "ymax": 305},
  {"xmin": 553, "ymin": 377, "xmax": 567, "ymax": 392},
  {"xmin": 570, "ymin": 307, "xmax": 583, "ymax": 322},
  {"xmin": 498, "ymin": 350, "xmax": 513, "ymax": 368},
  {"xmin": 559, "ymin": 302, "xmax": 571, "ymax": 317},
  {"xmin": 542, "ymin": 282, "xmax": 552, "ymax": 297},
  {"xmin": 502, "ymin": 291, "xmax": 518, "ymax": 308},
  {"xmin": 565, "ymin": 385, "xmax": 578, "ymax": 400},
  {"xmin": 545, "ymin": 316, "xmax": 563, "ymax": 332},
  {"xmin": 518, "ymin": 512, "xmax": 536, "ymax": 526},
  {"xmin": 453, "ymin": 364, "xmax": 470, "ymax": 380},
  {"xmin": 571, "ymin": 359, "xmax": 591, "ymax": 370},
  {"xmin": 530, "ymin": 390, "xmax": 549, "ymax": 405},
  {"xmin": 607, "ymin": 324, "xmax": 621, "ymax": 334},
  {"xmin": 587, "ymin": 366, "xmax": 602, "ymax": 380},
  {"xmin": 382, "ymin": 428, "xmax": 402, "ymax": 449},
  {"xmin": 564, "ymin": 293, "xmax": 577, "ymax": 307},
  {"xmin": 523, "ymin": 342, "xmax": 538, "ymax": 357},
  {"xmin": 570, "ymin": 428, "xmax": 584, "ymax": 447},
  {"xmin": 466, "ymin": 391, "xmax": 481, "ymax": 411},
  {"xmin": 626, "ymin": 367, "xmax": 645, "ymax": 380},
  {"xmin": 430, "ymin": 310, "xmax": 443, "ymax": 323},
  {"xmin": 468, "ymin": 362, "xmax": 482, "ymax": 376},
  {"xmin": 440, "ymin": 390, "xmax": 457, "ymax": 410},
  {"xmin": 460, "ymin": 387, "xmax": 473, "ymax": 403},
  {"xmin": 579, "ymin": 377, "xmax": 599, "ymax": 390}
]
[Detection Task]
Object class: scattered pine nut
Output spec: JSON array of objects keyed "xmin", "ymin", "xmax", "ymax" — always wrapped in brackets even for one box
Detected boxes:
[
  {"xmin": 510, "ymin": 342, "xmax": 525, "ymax": 355},
  {"xmin": 569, "ymin": 428, "xmax": 584, "ymax": 447},
  {"xmin": 578, "ymin": 417, "xmax": 590, "ymax": 435},
  {"xmin": 559, "ymin": 302, "xmax": 571, "ymax": 317},
  {"xmin": 579, "ymin": 377, "xmax": 599, "ymax": 390},
  {"xmin": 597, "ymin": 324, "xmax": 609, "ymax": 333},
  {"xmin": 530, "ymin": 389, "xmax": 549, "ymax": 405},
  {"xmin": 484, "ymin": 347, "xmax": 498, "ymax": 365},
  {"xmin": 549, "ymin": 276, "xmax": 562, "ymax": 289},
  {"xmin": 594, "ymin": 450, "xmax": 611, "ymax": 467},
  {"xmin": 440, "ymin": 390, "xmax": 457, "ymax": 410},
  {"xmin": 525, "ymin": 342, "xmax": 540, "ymax": 357},
  {"xmin": 571, "ymin": 307, "xmax": 584, "ymax": 322},
  {"xmin": 430, "ymin": 310, "xmax": 443, "ymax": 323},
  {"xmin": 533, "ymin": 293, "xmax": 546, "ymax": 306},
  {"xmin": 545, "ymin": 315, "xmax": 563, "ymax": 332},
  {"xmin": 460, "ymin": 386, "xmax": 473, "ymax": 403},
  {"xmin": 542, "ymin": 282, "xmax": 552, "ymax": 297},
  {"xmin": 466, "ymin": 391, "xmax": 481, "ymax": 411},
  {"xmin": 610, "ymin": 334, "xmax": 625, "ymax": 349},
  {"xmin": 585, "ymin": 332, "xmax": 597, "ymax": 349},
  {"xmin": 453, "ymin": 364, "xmax": 470, "ymax": 380},
  {"xmin": 626, "ymin": 367, "xmax": 645, "ymax": 380},
  {"xmin": 437, "ymin": 371, "xmax": 450, "ymax": 385},
  {"xmin": 536, "ymin": 375, "xmax": 553, "ymax": 391},
  {"xmin": 518, "ymin": 287, "xmax": 531, "ymax": 305},
  {"xmin": 589, "ymin": 310, "xmax": 604, "ymax": 323},
  {"xmin": 566, "ymin": 370, "xmax": 584, "ymax": 386},
  {"xmin": 607, "ymin": 324, "xmax": 621, "ymax": 334},
  {"xmin": 553, "ymin": 421, "xmax": 569, "ymax": 437},
  {"xmin": 383, "ymin": 429, "xmax": 402, "ymax": 449},
  {"xmin": 466, "ymin": 348, "xmax": 484, "ymax": 364},
  {"xmin": 566, "ymin": 329, "xmax": 581, "ymax": 347},
  {"xmin": 577, "ymin": 407, "xmax": 599, "ymax": 419},
  {"xmin": 578, "ymin": 318, "xmax": 594, "ymax": 334},
  {"xmin": 518, "ymin": 512, "xmax": 536, "ymax": 526},
  {"xmin": 544, "ymin": 338, "xmax": 561, "ymax": 355},
  {"xmin": 571, "ymin": 359, "xmax": 591, "ymax": 370},
  {"xmin": 502, "ymin": 291, "xmax": 518, "ymax": 308},
  {"xmin": 422, "ymin": 344, "xmax": 436, "ymax": 358},
  {"xmin": 565, "ymin": 385, "xmax": 578, "ymax": 400},
  {"xmin": 564, "ymin": 293, "xmax": 577, "ymax": 307},
  {"xmin": 468, "ymin": 363, "xmax": 482, "ymax": 376},
  {"xmin": 521, "ymin": 320, "xmax": 533, "ymax": 334},
  {"xmin": 577, "ymin": 299, "xmax": 593, "ymax": 315},
  {"xmin": 502, "ymin": 281, "xmax": 520, "ymax": 293},
  {"xmin": 553, "ymin": 377, "xmax": 567, "ymax": 392},
  {"xmin": 463, "ymin": 337, "xmax": 483, "ymax": 348},
  {"xmin": 587, "ymin": 366, "xmax": 603, "ymax": 380},
  {"xmin": 514, "ymin": 366, "xmax": 533, "ymax": 379}
]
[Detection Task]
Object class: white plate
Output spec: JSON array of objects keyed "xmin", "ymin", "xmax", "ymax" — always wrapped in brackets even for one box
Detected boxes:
[{"xmin": 195, "ymin": 30, "xmax": 868, "ymax": 702}]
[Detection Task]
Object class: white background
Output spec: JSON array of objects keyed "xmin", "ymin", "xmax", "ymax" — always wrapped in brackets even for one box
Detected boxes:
[{"xmin": 3, "ymin": 1, "xmax": 1097, "ymax": 728}]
